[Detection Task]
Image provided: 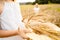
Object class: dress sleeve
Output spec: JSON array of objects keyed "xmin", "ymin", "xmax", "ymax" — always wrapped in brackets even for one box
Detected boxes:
[
  {"xmin": 14, "ymin": 3, "xmax": 26, "ymax": 29},
  {"xmin": 15, "ymin": 3, "xmax": 22, "ymax": 21}
]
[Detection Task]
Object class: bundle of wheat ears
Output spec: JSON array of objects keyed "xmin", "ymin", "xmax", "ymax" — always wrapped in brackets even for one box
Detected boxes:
[
  {"xmin": 23, "ymin": 15, "xmax": 60, "ymax": 40},
  {"xmin": 25, "ymin": 21, "xmax": 60, "ymax": 40}
]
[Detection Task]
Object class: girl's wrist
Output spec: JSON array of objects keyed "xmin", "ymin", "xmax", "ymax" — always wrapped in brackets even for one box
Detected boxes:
[{"xmin": 15, "ymin": 30, "xmax": 19, "ymax": 35}]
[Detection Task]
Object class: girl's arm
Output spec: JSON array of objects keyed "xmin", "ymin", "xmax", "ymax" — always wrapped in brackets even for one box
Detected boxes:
[{"xmin": 0, "ymin": 30, "xmax": 18, "ymax": 38}]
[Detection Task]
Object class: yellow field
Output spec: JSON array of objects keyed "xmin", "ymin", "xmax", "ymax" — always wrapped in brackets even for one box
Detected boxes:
[
  {"xmin": 20, "ymin": 4, "xmax": 60, "ymax": 40},
  {"xmin": 20, "ymin": 4, "xmax": 60, "ymax": 27}
]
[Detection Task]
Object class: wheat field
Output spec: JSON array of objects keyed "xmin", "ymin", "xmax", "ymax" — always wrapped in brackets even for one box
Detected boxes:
[
  {"xmin": 20, "ymin": 4, "xmax": 60, "ymax": 40},
  {"xmin": 20, "ymin": 4, "xmax": 60, "ymax": 27}
]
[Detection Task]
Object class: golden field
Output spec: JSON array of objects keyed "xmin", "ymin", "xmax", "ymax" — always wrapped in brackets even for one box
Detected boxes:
[
  {"xmin": 20, "ymin": 4, "xmax": 60, "ymax": 40},
  {"xmin": 20, "ymin": 4, "xmax": 60, "ymax": 27}
]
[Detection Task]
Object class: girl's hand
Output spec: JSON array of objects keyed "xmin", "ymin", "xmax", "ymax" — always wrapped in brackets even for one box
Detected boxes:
[
  {"xmin": 23, "ymin": 28, "xmax": 33, "ymax": 33},
  {"xmin": 18, "ymin": 27, "xmax": 29, "ymax": 39}
]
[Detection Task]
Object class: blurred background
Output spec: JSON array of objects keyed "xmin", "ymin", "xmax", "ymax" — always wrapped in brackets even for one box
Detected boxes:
[{"xmin": 15, "ymin": 0, "xmax": 60, "ymax": 27}]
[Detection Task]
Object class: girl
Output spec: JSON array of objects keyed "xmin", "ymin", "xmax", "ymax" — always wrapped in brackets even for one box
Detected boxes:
[
  {"xmin": 33, "ymin": 3, "xmax": 40, "ymax": 15},
  {"xmin": 0, "ymin": 0, "xmax": 30, "ymax": 40}
]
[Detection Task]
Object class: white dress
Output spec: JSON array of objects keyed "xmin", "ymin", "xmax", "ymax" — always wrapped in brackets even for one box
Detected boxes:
[
  {"xmin": 33, "ymin": 7, "xmax": 40, "ymax": 15},
  {"xmin": 0, "ymin": 2, "xmax": 25, "ymax": 40}
]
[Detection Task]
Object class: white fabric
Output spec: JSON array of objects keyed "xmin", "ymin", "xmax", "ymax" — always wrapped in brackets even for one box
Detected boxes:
[
  {"xmin": 33, "ymin": 7, "xmax": 40, "ymax": 14},
  {"xmin": 0, "ymin": 2, "xmax": 25, "ymax": 40}
]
